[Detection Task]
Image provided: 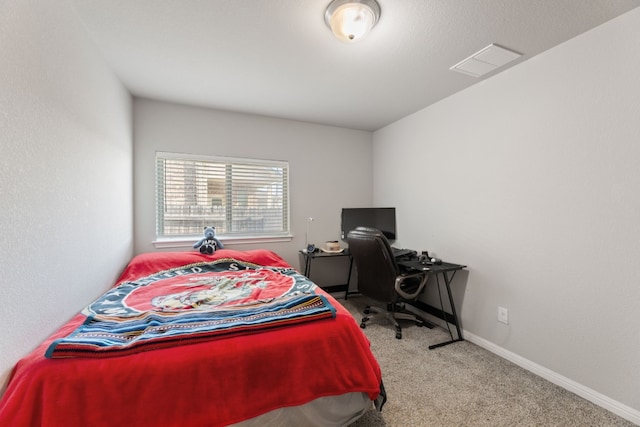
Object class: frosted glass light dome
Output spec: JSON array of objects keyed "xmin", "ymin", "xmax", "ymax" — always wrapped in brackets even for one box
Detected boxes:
[{"xmin": 325, "ymin": 0, "xmax": 381, "ymax": 43}]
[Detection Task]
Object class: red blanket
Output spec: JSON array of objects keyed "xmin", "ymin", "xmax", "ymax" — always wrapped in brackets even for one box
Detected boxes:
[{"xmin": 0, "ymin": 250, "xmax": 382, "ymax": 427}]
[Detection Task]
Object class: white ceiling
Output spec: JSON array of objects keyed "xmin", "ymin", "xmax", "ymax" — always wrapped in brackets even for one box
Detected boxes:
[{"xmin": 71, "ymin": 0, "xmax": 640, "ymax": 131}]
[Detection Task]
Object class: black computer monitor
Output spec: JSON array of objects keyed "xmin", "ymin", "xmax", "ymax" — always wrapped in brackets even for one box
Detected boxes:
[{"xmin": 341, "ymin": 207, "xmax": 397, "ymax": 242}]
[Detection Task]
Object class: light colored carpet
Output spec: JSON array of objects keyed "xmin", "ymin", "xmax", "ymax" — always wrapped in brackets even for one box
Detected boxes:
[{"xmin": 342, "ymin": 295, "xmax": 635, "ymax": 427}]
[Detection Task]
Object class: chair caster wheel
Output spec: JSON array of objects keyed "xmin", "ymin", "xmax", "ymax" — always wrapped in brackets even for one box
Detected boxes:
[
  {"xmin": 395, "ymin": 332, "xmax": 402, "ymax": 339},
  {"xmin": 363, "ymin": 308, "xmax": 371, "ymax": 315},
  {"xmin": 360, "ymin": 317, "xmax": 368, "ymax": 329}
]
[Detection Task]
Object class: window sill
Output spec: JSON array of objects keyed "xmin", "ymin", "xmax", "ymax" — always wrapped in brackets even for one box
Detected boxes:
[{"xmin": 153, "ymin": 234, "xmax": 294, "ymax": 249}]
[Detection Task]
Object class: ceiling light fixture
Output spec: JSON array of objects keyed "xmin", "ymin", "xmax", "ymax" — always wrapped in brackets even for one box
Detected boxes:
[{"xmin": 325, "ymin": 0, "xmax": 381, "ymax": 43}]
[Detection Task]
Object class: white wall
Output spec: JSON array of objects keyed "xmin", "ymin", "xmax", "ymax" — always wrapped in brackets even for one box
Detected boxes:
[
  {"xmin": 0, "ymin": 0, "xmax": 133, "ymax": 391},
  {"xmin": 373, "ymin": 8, "xmax": 640, "ymax": 420},
  {"xmin": 133, "ymin": 98, "xmax": 372, "ymax": 276}
]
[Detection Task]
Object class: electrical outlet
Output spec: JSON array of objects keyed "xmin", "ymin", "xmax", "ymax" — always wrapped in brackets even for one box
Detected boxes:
[{"xmin": 498, "ymin": 306, "xmax": 509, "ymax": 324}]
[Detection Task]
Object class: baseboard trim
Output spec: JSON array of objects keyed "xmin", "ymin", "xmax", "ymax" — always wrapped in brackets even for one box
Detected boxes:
[{"xmin": 463, "ymin": 330, "xmax": 640, "ymax": 426}]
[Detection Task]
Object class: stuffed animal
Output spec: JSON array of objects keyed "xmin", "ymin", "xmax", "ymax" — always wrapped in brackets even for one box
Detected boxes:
[{"xmin": 193, "ymin": 226, "xmax": 224, "ymax": 254}]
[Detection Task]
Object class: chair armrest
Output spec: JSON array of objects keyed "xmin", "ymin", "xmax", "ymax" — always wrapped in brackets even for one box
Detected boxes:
[{"xmin": 394, "ymin": 271, "xmax": 429, "ymax": 300}]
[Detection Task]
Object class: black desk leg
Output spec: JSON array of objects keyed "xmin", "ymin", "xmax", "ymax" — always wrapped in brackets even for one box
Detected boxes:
[
  {"xmin": 428, "ymin": 270, "xmax": 464, "ymax": 350},
  {"xmin": 304, "ymin": 255, "xmax": 312, "ymax": 277},
  {"xmin": 344, "ymin": 256, "xmax": 354, "ymax": 300}
]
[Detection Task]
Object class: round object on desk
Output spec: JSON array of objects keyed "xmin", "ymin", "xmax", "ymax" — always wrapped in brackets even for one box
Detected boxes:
[
  {"xmin": 323, "ymin": 240, "xmax": 341, "ymax": 252},
  {"xmin": 320, "ymin": 242, "xmax": 344, "ymax": 253},
  {"xmin": 320, "ymin": 248, "xmax": 344, "ymax": 253}
]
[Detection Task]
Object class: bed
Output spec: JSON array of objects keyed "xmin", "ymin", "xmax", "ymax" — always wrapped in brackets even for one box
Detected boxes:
[{"xmin": 0, "ymin": 249, "xmax": 385, "ymax": 426}]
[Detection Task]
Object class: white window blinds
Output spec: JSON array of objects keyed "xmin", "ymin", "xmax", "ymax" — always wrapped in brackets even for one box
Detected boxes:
[{"xmin": 156, "ymin": 152, "xmax": 289, "ymax": 239}]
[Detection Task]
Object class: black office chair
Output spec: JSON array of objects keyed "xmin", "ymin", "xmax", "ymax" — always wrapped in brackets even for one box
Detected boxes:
[{"xmin": 347, "ymin": 227, "xmax": 429, "ymax": 339}]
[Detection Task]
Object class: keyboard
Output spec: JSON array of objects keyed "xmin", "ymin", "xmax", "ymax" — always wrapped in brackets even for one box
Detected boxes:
[{"xmin": 391, "ymin": 247, "xmax": 416, "ymax": 258}]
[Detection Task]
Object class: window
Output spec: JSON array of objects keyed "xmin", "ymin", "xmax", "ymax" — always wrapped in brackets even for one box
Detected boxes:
[{"xmin": 155, "ymin": 152, "xmax": 290, "ymax": 242}]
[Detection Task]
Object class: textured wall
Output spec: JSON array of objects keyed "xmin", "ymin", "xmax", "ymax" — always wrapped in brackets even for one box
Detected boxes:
[
  {"xmin": 133, "ymin": 98, "xmax": 372, "ymax": 275},
  {"xmin": 0, "ymin": 0, "xmax": 133, "ymax": 391},
  {"xmin": 373, "ymin": 8, "xmax": 640, "ymax": 418}
]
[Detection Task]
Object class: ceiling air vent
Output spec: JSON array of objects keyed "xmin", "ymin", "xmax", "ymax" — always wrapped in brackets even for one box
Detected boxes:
[{"xmin": 450, "ymin": 43, "xmax": 522, "ymax": 77}]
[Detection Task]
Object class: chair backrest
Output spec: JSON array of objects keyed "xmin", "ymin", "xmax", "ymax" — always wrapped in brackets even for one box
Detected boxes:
[{"xmin": 347, "ymin": 227, "xmax": 400, "ymax": 303}]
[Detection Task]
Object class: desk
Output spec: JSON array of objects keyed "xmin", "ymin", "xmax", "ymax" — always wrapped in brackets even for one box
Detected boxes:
[
  {"xmin": 300, "ymin": 249, "xmax": 354, "ymax": 298},
  {"xmin": 398, "ymin": 259, "xmax": 466, "ymax": 349}
]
